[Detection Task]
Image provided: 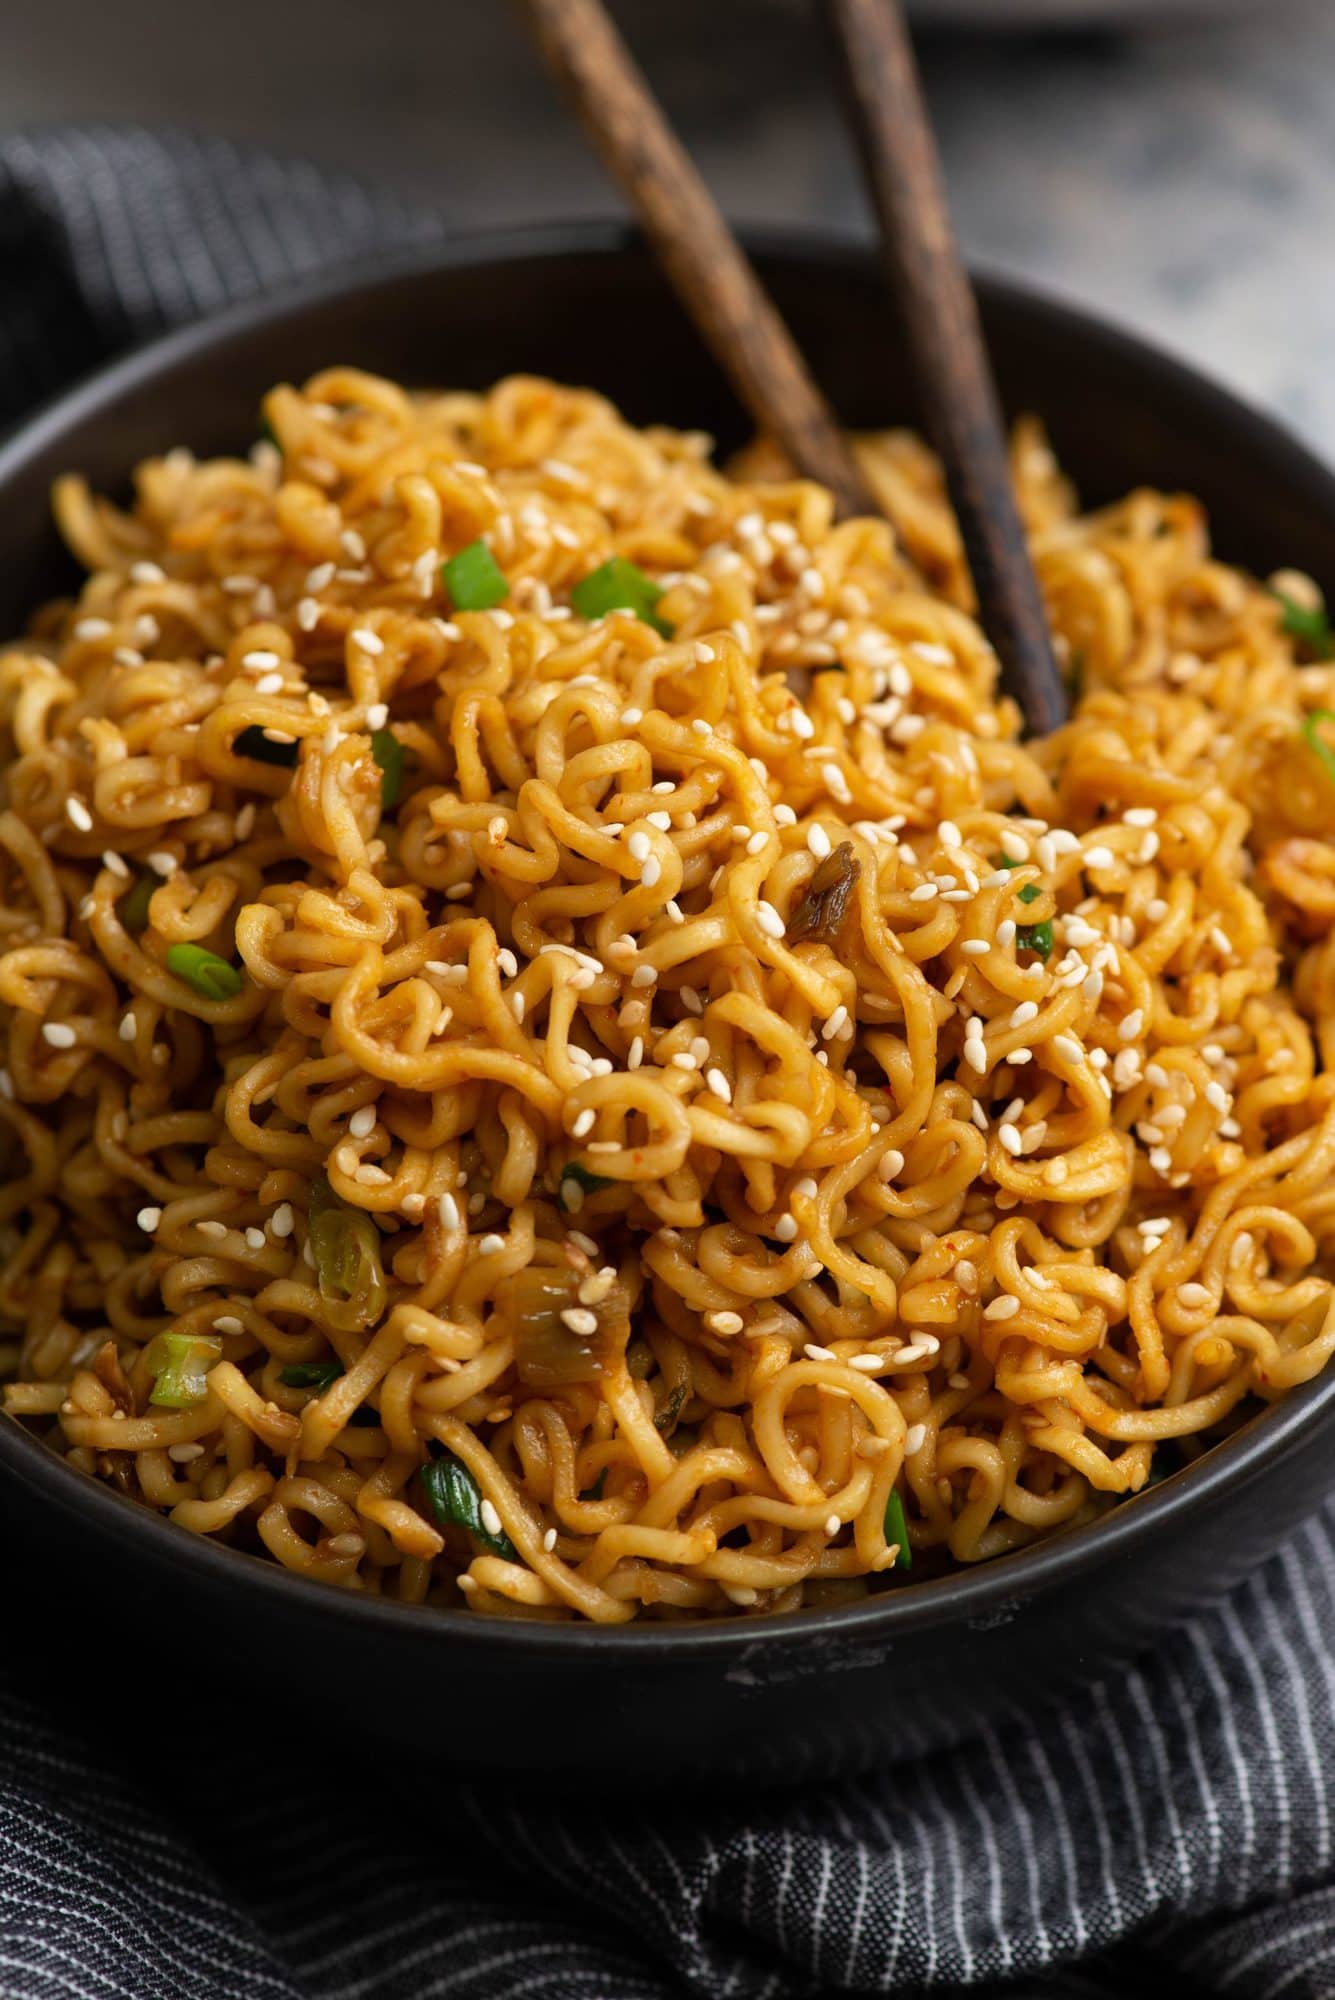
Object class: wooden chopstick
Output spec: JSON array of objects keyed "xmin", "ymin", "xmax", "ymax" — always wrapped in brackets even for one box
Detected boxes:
[
  {"xmin": 824, "ymin": 0, "xmax": 1068, "ymax": 733},
  {"xmin": 514, "ymin": 0, "xmax": 876, "ymax": 519},
  {"xmin": 516, "ymin": 0, "xmax": 1067, "ymax": 735}
]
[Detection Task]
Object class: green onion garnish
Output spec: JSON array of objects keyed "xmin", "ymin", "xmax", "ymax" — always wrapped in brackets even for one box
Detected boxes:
[
  {"xmin": 442, "ymin": 539, "xmax": 508, "ymax": 612},
  {"xmin": 1274, "ymin": 589, "xmax": 1334, "ymax": 658},
  {"xmin": 306, "ymin": 1177, "xmax": 387, "ymax": 1333},
  {"xmin": 421, "ymin": 1450, "xmax": 516, "ymax": 1559},
  {"xmin": 234, "ymin": 724, "xmax": 299, "ymax": 769},
  {"xmin": 165, "ymin": 944, "xmax": 244, "ymax": 1002},
  {"xmin": 370, "ymin": 728, "xmax": 405, "ymax": 809},
  {"xmin": 558, "ymin": 1163, "xmax": 612, "ymax": 1212},
  {"xmin": 883, "ymin": 1487, "xmax": 912, "ymax": 1571},
  {"xmin": 1017, "ymin": 883, "xmax": 1041, "ymax": 905},
  {"xmin": 278, "ymin": 1359, "xmax": 344, "ymax": 1391},
  {"xmin": 119, "ymin": 872, "xmax": 156, "ymax": 932},
  {"xmin": 1301, "ymin": 709, "xmax": 1335, "ymax": 785},
  {"xmin": 146, "ymin": 1330, "xmax": 221, "ymax": 1409},
  {"xmin": 571, "ymin": 557, "xmax": 673, "ymax": 638},
  {"xmin": 1017, "ymin": 919, "xmax": 1054, "ymax": 960}
]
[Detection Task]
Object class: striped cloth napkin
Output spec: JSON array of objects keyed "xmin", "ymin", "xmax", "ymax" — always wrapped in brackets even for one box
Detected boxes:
[{"xmin": 2, "ymin": 126, "xmax": 1334, "ymax": 2000}]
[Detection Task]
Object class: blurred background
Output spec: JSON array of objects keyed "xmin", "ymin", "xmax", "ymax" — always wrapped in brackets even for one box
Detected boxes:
[{"xmin": 5, "ymin": 0, "xmax": 1334, "ymax": 446}]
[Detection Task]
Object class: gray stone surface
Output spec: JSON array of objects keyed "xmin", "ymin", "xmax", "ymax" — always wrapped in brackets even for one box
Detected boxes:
[{"xmin": 4, "ymin": 0, "xmax": 1333, "ymax": 448}]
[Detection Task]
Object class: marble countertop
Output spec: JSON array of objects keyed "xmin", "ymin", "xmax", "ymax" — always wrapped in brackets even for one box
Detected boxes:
[{"xmin": 5, "ymin": 0, "xmax": 1334, "ymax": 450}]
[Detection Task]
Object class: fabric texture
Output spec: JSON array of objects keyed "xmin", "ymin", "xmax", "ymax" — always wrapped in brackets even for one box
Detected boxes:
[{"xmin": 1, "ymin": 124, "xmax": 1334, "ymax": 2000}]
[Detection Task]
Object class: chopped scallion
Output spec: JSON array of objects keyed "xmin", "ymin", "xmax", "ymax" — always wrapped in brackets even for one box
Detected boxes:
[
  {"xmin": 1274, "ymin": 588, "xmax": 1334, "ymax": 659},
  {"xmin": 1017, "ymin": 883, "xmax": 1041, "ymax": 905},
  {"xmin": 571, "ymin": 556, "xmax": 672, "ymax": 638},
  {"xmin": 442, "ymin": 539, "xmax": 508, "ymax": 612},
  {"xmin": 278, "ymin": 1359, "xmax": 344, "ymax": 1391},
  {"xmin": 1017, "ymin": 918, "xmax": 1054, "ymax": 959},
  {"xmin": 883, "ymin": 1487, "xmax": 912, "ymax": 1571},
  {"xmin": 1301, "ymin": 709, "xmax": 1335, "ymax": 785},
  {"xmin": 234, "ymin": 724, "xmax": 298, "ymax": 769},
  {"xmin": 421, "ymin": 1449, "xmax": 516, "ymax": 1559},
  {"xmin": 119, "ymin": 872, "xmax": 156, "ymax": 932},
  {"xmin": 147, "ymin": 1330, "xmax": 221, "ymax": 1408},
  {"xmin": 370, "ymin": 727, "xmax": 405, "ymax": 809},
  {"xmin": 165, "ymin": 943, "xmax": 244, "ymax": 1002},
  {"xmin": 306, "ymin": 1177, "xmax": 387, "ymax": 1333}
]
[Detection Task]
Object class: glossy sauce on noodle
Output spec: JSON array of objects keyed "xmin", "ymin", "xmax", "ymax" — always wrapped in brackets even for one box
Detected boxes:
[{"xmin": 3, "ymin": 370, "xmax": 1335, "ymax": 1623}]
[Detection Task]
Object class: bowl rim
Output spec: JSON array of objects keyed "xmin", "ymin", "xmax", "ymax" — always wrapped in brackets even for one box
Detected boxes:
[{"xmin": 5, "ymin": 216, "xmax": 1335, "ymax": 1660}]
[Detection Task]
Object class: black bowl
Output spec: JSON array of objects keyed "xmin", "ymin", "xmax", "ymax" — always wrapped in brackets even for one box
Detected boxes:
[{"xmin": 4, "ymin": 224, "xmax": 1335, "ymax": 1785}]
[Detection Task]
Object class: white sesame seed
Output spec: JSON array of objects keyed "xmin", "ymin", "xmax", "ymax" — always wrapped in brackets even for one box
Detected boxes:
[
  {"xmin": 939, "ymin": 820, "xmax": 962, "ymax": 849},
  {"xmin": 848, "ymin": 1353, "xmax": 884, "ymax": 1372},
  {"xmin": 804, "ymin": 1342, "xmax": 836, "ymax": 1362},
  {"xmin": 571, "ymin": 1108, "xmax": 596, "ymax": 1139},
  {"xmin": 910, "ymin": 883, "xmax": 939, "ymax": 903},
  {"xmin": 640, "ymin": 855, "xmax": 662, "ymax": 889},
  {"xmin": 1118, "ymin": 1009, "xmax": 1145, "ymax": 1043},
  {"xmin": 998, "ymin": 1123, "xmax": 1023, "ymax": 1157},
  {"xmin": 65, "ymin": 797, "xmax": 93, "ymax": 833},
  {"xmin": 1177, "ymin": 1282, "xmax": 1212, "ymax": 1310},
  {"xmin": 1084, "ymin": 845, "xmax": 1115, "ymax": 870},
  {"xmin": 822, "ymin": 1005, "xmax": 849, "ymax": 1041},
  {"xmin": 42, "ymin": 1023, "xmax": 76, "ymax": 1048},
  {"xmin": 708, "ymin": 1310, "xmax": 745, "ymax": 1335},
  {"xmin": 478, "ymin": 1234, "xmax": 505, "ymax": 1256},
  {"xmin": 984, "ymin": 1295, "xmax": 1020, "ymax": 1321},
  {"xmin": 561, "ymin": 1307, "xmax": 599, "ymax": 1337},
  {"xmin": 774, "ymin": 1213, "xmax": 798, "ymax": 1242},
  {"xmin": 960, "ymin": 939, "xmax": 990, "ymax": 958},
  {"xmin": 904, "ymin": 1423, "xmax": 927, "ymax": 1456},
  {"xmin": 348, "ymin": 1105, "xmax": 377, "ymax": 1139},
  {"xmin": 630, "ymin": 964, "xmax": 657, "ymax": 988},
  {"xmin": 271, "ymin": 1203, "xmax": 295, "ymax": 1239},
  {"xmin": 136, "ymin": 1206, "xmax": 162, "ymax": 1232},
  {"xmin": 756, "ymin": 901, "xmax": 786, "ymax": 940},
  {"xmin": 147, "ymin": 851, "xmax": 176, "ymax": 877},
  {"xmin": 244, "ymin": 1226, "xmax": 266, "ymax": 1250},
  {"xmin": 351, "ymin": 627, "xmax": 384, "ymax": 656}
]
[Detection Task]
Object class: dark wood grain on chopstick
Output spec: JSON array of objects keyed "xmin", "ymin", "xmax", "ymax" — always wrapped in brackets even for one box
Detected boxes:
[
  {"xmin": 514, "ymin": 0, "xmax": 877, "ymax": 520},
  {"xmin": 825, "ymin": 0, "xmax": 1068, "ymax": 733}
]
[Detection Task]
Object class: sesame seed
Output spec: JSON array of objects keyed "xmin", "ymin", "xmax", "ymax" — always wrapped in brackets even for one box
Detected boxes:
[
  {"xmin": 137, "ymin": 1206, "xmax": 162, "ymax": 1233},
  {"xmin": 348, "ymin": 1105, "xmax": 377, "ymax": 1139},
  {"xmin": 939, "ymin": 820, "xmax": 962, "ymax": 849},
  {"xmin": 904, "ymin": 1424, "xmax": 927, "ymax": 1456},
  {"xmin": 708, "ymin": 1310, "xmax": 744, "ymax": 1335},
  {"xmin": 640, "ymin": 855, "xmax": 662, "ymax": 889},
  {"xmin": 245, "ymin": 1226, "xmax": 266, "ymax": 1250},
  {"xmin": 984, "ymin": 1295, "xmax": 1020, "ymax": 1320},
  {"xmin": 560, "ymin": 1307, "xmax": 599, "ymax": 1337},
  {"xmin": 910, "ymin": 883, "xmax": 939, "ymax": 903},
  {"xmin": 478, "ymin": 1234, "xmax": 505, "ymax": 1255},
  {"xmin": 571, "ymin": 1108, "xmax": 596, "ymax": 1139},
  {"xmin": 271, "ymin": 1203, "xmax": 295, "ymax": 1239},
  {"xmin": 756, "ymin": 901, "xmax": 786, "ymax": 939},
  {"xmin": 822, "ymin": 1005, "xmax": 849, "ymax": 1041},
  {"xmin": 66, "ymin": 797, "xmax": 93, "ymax": 833},
  {"xmin": 804, "ymin": 1343, "xmax": 836, "ymax": 1362},
  {"xmin": 543, "ymin": 1527, "xmax": 558, "ymax": 1552},
  {"xmin": 1119, "ymin": 1009, "xmax": 1145, "ymax": 1043},
  {"xmin": 351, "ymin": 628, "xmax": 384, "ymax": 656},
  {"xmin": 198, "ymin": 1220, "xmax": 228, "ymax": 1239},
  {"xmin": 848, "ymin": 1353, "xmax": 884, "ymax": 1372},
  {"xmin": 1054, "ymin": 1034, "xmax": 1083, "ymax": 1063},
  {"xmin": 705, "ymin": 1068, "xmax": 732, "ymax": 1102},
  {"xmin": 42, "ymin": 1023, "xmax": 76, "ymax": 1048},
  {"xmin": 1177, "ymin": 1282, "xmax": 1212, "ymax": 1310},
  {"xmin": 960, "ymin": 940, "xmax": 990, "ymax": 958},
  {"xmin": 147, "ymin": 851, "xmax": 176, "ymax": 877},
  {"xmin": 999, "ymin": 1123, "xmax": 1023, "ymax": 1157},
  {"xmin": 807, "ymin": 824, "xmax": 833, "ymax": 860},
  {"xmin": 774, "ymin": 1213, "xmax": 798, "ymax": 1242},
  {"xmin": 630, "ymin": 964, "xmax": 657, "ymax": 988}
]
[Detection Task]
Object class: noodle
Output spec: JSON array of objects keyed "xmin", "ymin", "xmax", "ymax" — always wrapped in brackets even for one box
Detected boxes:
[{"xmin": 3, "ymin": 368, "xmax": 1335, "ymax": 1623}]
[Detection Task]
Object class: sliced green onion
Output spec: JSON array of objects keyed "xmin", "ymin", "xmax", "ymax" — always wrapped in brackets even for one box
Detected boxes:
[
  {"xmin": 442, "ymin": 539, "xmax": 508, "ymax": 612},
  {"xmin": 370, "ymin": 728, "xmax": 405, "ymax": 809},
  {"xmin": 119, "ymin": 872, "xmax": 156, "ymax": 932},
  {"xmin": 1017, "ymin": 918, "xmax": 1054, "ymax": 960},
  {"xmin": 558, "ymin": 1162, "xmax": 611, "ymax": 1213},
  {"xmin": 1017, "ymin": 882, "xmax": 1042, "ymax": 905},
  {"xmin": 421, "ymin": 1450, "xmax": 516, "ymax": 1559},
  {"xmin": 571, "ymin": 556, "xmax": 673, "ymax": 638},
  {"xmin": 1274, "ymin": 589, "xmax": 1334, "ymax": 659},
  {"xmin": 1302, "ymin": 709, "xmax": 1335, "ymax": 785},
  {"xmin": 278, "ymin": 1359, "xmax": 344, "ymax": 1390},
  {"xmin": 654, "ymin": 1381, "xmax": 688, "ymax": 1435},
  {"xmin": 234, "ymin": 724, "xmax": 299, "ymax": 769},
  {"xmin": 306, "ymin": 1177, "xmax": 387, "ymax": 1334},
  {"xmin": 882, "ymin": 1487, "xmax": 912, "ymax": 1571},
  {"xmin": 165, "ymin": 943, "xmax": 244, "ymax": 1002},
  {"xmin": 146, "ymin": 1330, "xmax": 221, "ymax": 1409}
]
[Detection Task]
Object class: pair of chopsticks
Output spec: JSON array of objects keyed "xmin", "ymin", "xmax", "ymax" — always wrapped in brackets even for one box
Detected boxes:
[{"xmin": 515, "ymin": 0, "xmax": 1067, "ymax": 736}]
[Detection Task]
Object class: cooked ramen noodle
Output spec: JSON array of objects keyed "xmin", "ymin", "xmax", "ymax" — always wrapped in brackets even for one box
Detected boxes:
[{"xmin": 3, "ymin": 369, "xmax": 1335, "ymax": 1624}]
